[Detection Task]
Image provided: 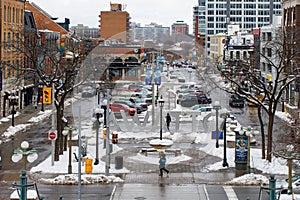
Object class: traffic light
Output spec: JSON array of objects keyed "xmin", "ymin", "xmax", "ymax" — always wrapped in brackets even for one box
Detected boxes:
[
  {"xmin": 43, "ymin": 87, "xmax": 52, "ymax": 104},
  {"xmin": 112, "ymin": 132, "xmax": 118, "ymax": 144}
]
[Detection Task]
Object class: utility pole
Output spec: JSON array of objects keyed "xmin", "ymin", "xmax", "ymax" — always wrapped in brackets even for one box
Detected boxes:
[{"xmin": 105, "ymin": 89, "xmax": 111, "ymax": 176}]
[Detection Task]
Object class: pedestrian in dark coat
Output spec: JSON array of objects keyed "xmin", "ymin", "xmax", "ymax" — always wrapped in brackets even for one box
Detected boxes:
[
  {"xmin": 159, "ymin": 152, "xmax": 169, "ymax": 177},
  {"xmin": 166, "ymin": 113, "xmax": 171, "ymax": 130}
]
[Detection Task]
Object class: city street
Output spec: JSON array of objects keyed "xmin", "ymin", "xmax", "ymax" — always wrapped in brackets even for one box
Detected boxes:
[{"xmin": 0, "ymin": 67, "xmax": 298, "ymax": 199}]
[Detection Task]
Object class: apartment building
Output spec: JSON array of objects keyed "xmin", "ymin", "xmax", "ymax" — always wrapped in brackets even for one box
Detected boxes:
[
  {"xmin": 70, "ymin": 24, "xmax": 100, "ymax": 39},
  {"xmin": 171, "ymin": 21, "xmax": 189, "ymax": 35},
  {"xmin": 99, "ymin": 3, "xmax": 131, "ymax": 44},
  {"xmin": 132, "ymin": 22, "xmax": 170, "ymax": 43},
  {"xmin": 193, "ymin": 0, "xmax": 282, "ymax": 54}
]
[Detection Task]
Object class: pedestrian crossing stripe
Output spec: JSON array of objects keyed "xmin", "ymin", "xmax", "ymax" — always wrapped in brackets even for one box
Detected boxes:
[{"xmin": 223, "ymin": 186, "xmax": 239, "ymax": 200}]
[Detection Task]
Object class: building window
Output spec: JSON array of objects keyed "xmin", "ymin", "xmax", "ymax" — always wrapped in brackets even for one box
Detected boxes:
[
  {"xmin": 243, "ymin": 51, "xmax": 247, "ymax": 60},
  {"xmin": 268, "ymin": 64, "xmax": 272, "ymax": 73},
  {"xmin": 4, "ymin": 32, "xmax": 6, "ymax": 51},
  {"xmin": 262, "ymin": 48, "xmax": 265, "ymax": 55},
  {"xmin": 13, "ymin": 8, "xmax": 15, "ymax": 23},
  {"xmin": 4, "ymin": 6, "xmax": 6, "ymax": 22},
  {"xmin": 267, "ymin": 32, "xmax": 272, "ymax": 41},
  {"xmin": 267, "ymin": 48, "xmax": 272, "ymax": 57},
  {"xmin": 236, "ymin": 51, "xmax": 240, "ymax": 59},
  {"xmin": 262, "ymin": 33, "xmax": 266, "ymax": 41},
  {"xmin": 7, "ymin": 32, "xmax": 11, "ymax": 51},
  {"xmin": 230, "ymin": 51, "xmax": 234, "ymax": 59}
]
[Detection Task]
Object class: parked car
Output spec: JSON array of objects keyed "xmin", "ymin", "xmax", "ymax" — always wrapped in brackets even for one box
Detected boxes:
[
  {"xmin": 191, "ymin": 104, "xmax": 213, "ymax": 112},
  {"xmin": 180, "ymin": 94, "xmax": 212, "ymax": 107},
  {"xmin": 81, "ymin": 86, "xmax": 95, "ymax": 98},
  {"xmin": 229, "ymin": 94, "xmax": 245, "ymax": 108},
  {"xmin": 129, "ymin": 98, "xmax": 148, "ymax": 111},
  {"xmin": 113, "ymin": 100, "xmax": 142, "ymax": 114},
  {"xmin": 115, "ymin": 97, "xmax": 148, "ymax": 112},
  {"xmin": 109, "ymin": 103, "xmax": 137, "ymax": 116},
  {"xmin": 178, "ymin": 77, "xmax": 186, "ymax": 83}
]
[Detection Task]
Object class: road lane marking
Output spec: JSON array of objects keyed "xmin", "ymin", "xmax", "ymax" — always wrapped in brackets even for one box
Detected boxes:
[{"xmin": 223, "ymin": 186, "xmax": 238, "ymax": 200}]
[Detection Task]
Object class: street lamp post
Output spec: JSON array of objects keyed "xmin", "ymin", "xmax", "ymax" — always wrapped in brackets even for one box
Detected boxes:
[
  {"xmin": 101, "ymin": 104, "xmax": 107, "ymax": 148},
  {"xmin": 9, "ymin": 95, "xmax": 18, "ymax": 127},
  {"xmin": 273, "ymin": 144, "xmax": 300, "ymax": 197},
  {"xmin": 158, "ymin": 96, "xmax": 165, "ymax": 140},
  {"xmin": 213, "ymin": 101, "xmax": 221, "ymax": 148},
  {"xmin": 62, "ymin": 126, "xmax": 77, "ymax": 174},
  {"xmin": 287, "ymin": 144, "xmax": 294, "ymax": 195},
  {"xmin": 221, "ymin": 113, "xmax": 231, "ymax": 167},
  {"xmin": 12, "ymin": 141, "xmax": 38, "ymax": 171},
  {"xmin": 11, "ymin": 141, "xmax": 38, "ymax": 200}
]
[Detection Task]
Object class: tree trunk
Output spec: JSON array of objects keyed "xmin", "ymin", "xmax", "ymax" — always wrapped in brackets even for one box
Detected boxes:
[
  {"xmin": 266, "ymin": 112, "xmax": 275, "ymax": 162},
  {"xmin": 258, "ymin": 106, "xmax": 265, "ymax": 159},
  {"xmin": 54, "ymin": 103, "xmax": 64, "ymax": 160}
]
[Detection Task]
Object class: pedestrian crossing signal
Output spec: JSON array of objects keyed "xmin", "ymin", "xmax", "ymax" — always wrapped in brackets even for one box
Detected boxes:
[{"xmin": 43, "ymin": 87, "xmax": 52, "ymax": 104}]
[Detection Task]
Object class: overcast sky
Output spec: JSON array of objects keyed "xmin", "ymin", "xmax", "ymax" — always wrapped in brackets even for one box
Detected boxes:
[{"xmin": 29, "ymin": 0, "xmax": 198, "ymax": 33}]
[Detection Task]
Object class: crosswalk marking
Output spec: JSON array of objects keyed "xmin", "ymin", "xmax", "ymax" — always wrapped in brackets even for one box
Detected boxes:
[{"xmin": 223, "ymin": 186, "xmax": 239, "ymax": 200}]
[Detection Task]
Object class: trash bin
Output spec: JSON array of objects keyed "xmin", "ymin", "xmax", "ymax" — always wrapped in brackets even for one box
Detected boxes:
[
  {"xmin": 85, "ymin": 158, "xmax": 93, "ymax": 173},
  {"xmin": 115, "ymin": 156, "xmax": 123, "ymax": 169}
]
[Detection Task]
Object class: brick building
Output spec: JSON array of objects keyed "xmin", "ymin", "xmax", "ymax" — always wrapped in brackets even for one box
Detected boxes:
[
  {"xmin": 99, "ymin": 3, "xmax": 131, "ymax": 43},
  {"xmin": 171, "ymin": 20, "xmax": 189, "ymax": 35},
  {"xmin": 0, "ymin": 0, "xmax": 25, "ymax": 117},
  {"xmin": 282, "ymin": 0, "xmax": 300, "ymax": 117}
]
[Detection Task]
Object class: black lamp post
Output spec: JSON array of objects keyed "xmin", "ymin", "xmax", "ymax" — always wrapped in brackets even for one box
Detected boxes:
[
  {"xmin": 94, "ymin": 107, "xmax": 103, "ymax": 165},
  {"xmin": 101, "ymin": 104, "xmax": 107, "ymax": 148},
  {"xmin": 158, "ymin": 96, "xmax": 165, "ymax": 140},
  {"xmin": 213, "ymin": 101, "xmax": 221, "ymax": 148},
  {"xmin": 221, "ymin": 113, "xmax": 230, "ymax": 167},
  {"xmin": 9, "ymin": 95, "xmax": 18, "ymax": 127}
]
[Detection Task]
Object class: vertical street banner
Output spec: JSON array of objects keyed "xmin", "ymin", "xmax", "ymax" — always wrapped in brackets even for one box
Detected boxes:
[
  {"xmin": 145, "ymin": 68, "xmax": 152, "ymax": 85},
  {"xmin": 235, "ymin": 134, "xmax": 248, "ymax": 163},
  {"xmin": 154, "ymin": 68, "xmax": 161, "ymax": 85}
]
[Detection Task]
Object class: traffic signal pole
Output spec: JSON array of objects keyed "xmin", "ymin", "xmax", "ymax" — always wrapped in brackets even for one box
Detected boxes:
[{"xmin": 51, "ymin": 83, "xmax": 55, "ymax": 166}]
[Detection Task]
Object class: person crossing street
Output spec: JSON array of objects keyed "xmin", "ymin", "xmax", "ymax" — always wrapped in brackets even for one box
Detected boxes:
[{"xmin": 158, "ymin": 152, "xmax": 169, "ymax": 177}]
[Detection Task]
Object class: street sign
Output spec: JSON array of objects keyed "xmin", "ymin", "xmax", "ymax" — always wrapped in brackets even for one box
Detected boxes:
[
  {"xmin": 211, "ymin": 131, "xmax": 223, "ymax": 139},
  {"xmin": 48, "ymin": 131, "xmax": 57, "ymax": 140}
]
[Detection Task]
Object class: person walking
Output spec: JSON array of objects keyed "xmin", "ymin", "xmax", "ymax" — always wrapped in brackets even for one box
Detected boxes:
[
  {"xmin": 159, "ymin": 152, "xmax": 169, "ymax": 177},
  {"xmin": 166, "ymin": 113, "xmax": 171, "ymax": 130}
]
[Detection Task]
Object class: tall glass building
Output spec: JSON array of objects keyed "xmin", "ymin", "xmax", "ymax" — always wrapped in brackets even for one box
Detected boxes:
[{"xmin": 193, "ymin": 0, "xmax": 282, "ymax": 54}]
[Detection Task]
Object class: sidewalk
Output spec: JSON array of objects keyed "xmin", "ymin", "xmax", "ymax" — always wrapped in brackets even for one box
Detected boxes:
[{"xmin": 0, "ymin": 104, "xmax": 51, "ymax": 138}]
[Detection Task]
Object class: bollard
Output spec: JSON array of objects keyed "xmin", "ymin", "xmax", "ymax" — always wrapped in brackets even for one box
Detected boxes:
[
  {"xmin": 20, "ymin": 170, "xmax": 27, "ymax": 200},
  {"xmin": 269, "ymin": 173, "xmax": 276, "ymax": 200},
  {"xmin": 85, "ymin": 158, "xmax": 93, "ymax": 174}
]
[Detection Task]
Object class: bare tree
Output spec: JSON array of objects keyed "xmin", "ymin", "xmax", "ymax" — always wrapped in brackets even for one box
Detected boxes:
[
  {"xmin": 7, "ymin": 29, "xmax": 97, "ymax": 160},
  {"xmin": 217, "ymin": 28, "xmax": 300, "ymax": 162}
]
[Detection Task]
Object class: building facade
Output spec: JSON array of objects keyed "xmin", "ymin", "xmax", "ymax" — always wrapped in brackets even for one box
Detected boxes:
[
  {"xmin": 193, "ymin": 0, "xmax": 282, "ymax": 55},
  {"xmin": 260, "ymin": 15, "xmax": 282, "ymax": 85},
  {"xmin": 132, "ymin": 22, "xmax": 170, "ymax": 43},
  {"xmin": 0, "ymin": 0, "xmax": 25, "ymax": 117},
  {"xmin": 171, "ymin": 21, "xmax": 189, "ymax": 35},
  {"xmin": 99, "ymin": 3, "xmax": 131, "ymax": 44},
  {"xmin": 282, "ymin": 0, "xmax": 300, "ymax": 116},
  {"xmin": 210, "ymin": 33, "xmax": 227, "ymax": 64},
  {"xmin": 70, "ymin": 24, "xmax": 100, "ymax": 39}
]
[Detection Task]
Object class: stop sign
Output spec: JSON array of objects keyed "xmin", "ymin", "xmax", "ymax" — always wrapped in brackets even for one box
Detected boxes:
[{"xmin": 48, "ymin": 131, "xmax": 57, "ymax": 140}]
